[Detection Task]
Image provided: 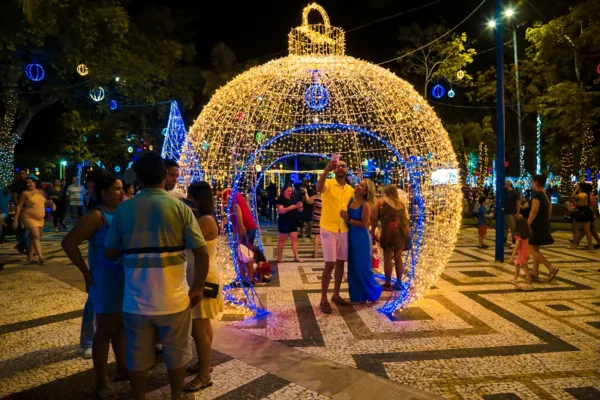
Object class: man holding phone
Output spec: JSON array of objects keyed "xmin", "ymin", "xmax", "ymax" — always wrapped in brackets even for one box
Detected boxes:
[{"xmin": 316, "ymin": 155, "xmax": 354, "ymax": 314}]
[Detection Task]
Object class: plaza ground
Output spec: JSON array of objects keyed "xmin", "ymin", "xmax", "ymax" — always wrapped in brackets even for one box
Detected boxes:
[{"xmin": 0, "ymin": 224, "xmax": 599, "ymax": 399}]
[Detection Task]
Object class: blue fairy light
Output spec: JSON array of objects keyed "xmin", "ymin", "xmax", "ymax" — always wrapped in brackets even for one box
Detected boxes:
[
  {"xmin": 115, "ymin": 166, "xmax": 121, "ymax": 172},
  {"xmin": 304, "ymin": 84, "xmax": 329, "ymax": 111},
  {"xmin": 25, "ymin": 63, "xmax": 45, "ymax": 82},
  {"xmin": 127, "ymin": 146, "xmax": 133, "ymax": 153},
  {"xmin": 201, "ymin": 140, "xmax": 209, "ymax": 151},
  {"xmin": 431, "ymin": 84, "xmax": 445, "ymax": 99},
  {"xmin": 109, "ymin": 100, "xmax": 118, "ymax": 110}
]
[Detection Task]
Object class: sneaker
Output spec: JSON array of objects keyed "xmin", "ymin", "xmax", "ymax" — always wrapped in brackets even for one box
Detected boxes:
[{"xmin": 82, "ymin": 347, "xmax": 92, "ymax": 359}]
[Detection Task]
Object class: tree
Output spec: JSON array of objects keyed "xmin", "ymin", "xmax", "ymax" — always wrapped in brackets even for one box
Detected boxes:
[
  {"xmin": 0, "ymin": 0, "xmax": 200, "ymax": 183},
  {"xmin": 396, "ymin": 24, "xmax": 476, "ymax": 99}
]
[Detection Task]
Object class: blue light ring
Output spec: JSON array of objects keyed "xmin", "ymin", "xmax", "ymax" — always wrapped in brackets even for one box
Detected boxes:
[{"xmin": 226, "ymin": 123, "xmax": 425, "ymax": 315}]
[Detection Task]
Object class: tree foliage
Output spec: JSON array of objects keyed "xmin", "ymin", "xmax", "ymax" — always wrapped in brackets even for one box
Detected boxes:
[
  {"xmin": 396, "ymin": 24, "xmax": 476, "ymax": 99},
  {"xmin": 0, "ymin": 0, "xmax": 201, "ymax": 182}
]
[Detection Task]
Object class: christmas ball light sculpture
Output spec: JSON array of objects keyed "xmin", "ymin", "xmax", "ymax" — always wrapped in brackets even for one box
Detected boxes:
[
  {"xmin": 181, "ymin": 3, "xmax": 461, "ymax": 315},
  {"xmin": 89, "ymin": 87, "xmax": 105, "ymax": 102},
  {"xmin": 25, "ymin": 63, "xmax": 45, "ymax": 82},
  {"xmin": 77, "ymin": 64, "xmax": 89, "ymax": 76}
]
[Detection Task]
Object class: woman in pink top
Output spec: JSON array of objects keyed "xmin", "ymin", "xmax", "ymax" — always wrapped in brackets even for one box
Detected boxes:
[{"xmin": 508, "ymin": 215, "xmax": 534, "ymax": 290}]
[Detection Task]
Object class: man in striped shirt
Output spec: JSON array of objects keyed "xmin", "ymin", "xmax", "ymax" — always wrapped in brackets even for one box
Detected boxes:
[{"xmin": 105, "ymin": 152, "xmax": 208, "ymax": 400}]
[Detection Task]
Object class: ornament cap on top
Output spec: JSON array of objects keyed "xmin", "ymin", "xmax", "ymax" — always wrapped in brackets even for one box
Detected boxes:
[{"xmin": 288, "ymin": 3, "xmax": 345, "ymax": 56}]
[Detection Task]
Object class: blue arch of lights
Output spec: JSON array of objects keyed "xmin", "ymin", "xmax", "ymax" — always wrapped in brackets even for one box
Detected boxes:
[{"xmin": 224, "ymin": 123, "xmax": 427, "ymax": 316}]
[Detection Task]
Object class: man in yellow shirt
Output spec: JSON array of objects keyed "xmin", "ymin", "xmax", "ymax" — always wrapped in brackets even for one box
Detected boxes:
[{"xmin": 316, "ymin": 159, "xmax": 354, "ymax": 313}]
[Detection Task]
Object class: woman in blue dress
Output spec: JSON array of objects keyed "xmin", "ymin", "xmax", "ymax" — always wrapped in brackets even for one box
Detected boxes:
[
  {"xmin": 62, "ymin": 171, "xmax": 126, "ymax": 400},
  {"xmin": 341, "ymin": 179, "xmax": 382, "ymax": 304}
]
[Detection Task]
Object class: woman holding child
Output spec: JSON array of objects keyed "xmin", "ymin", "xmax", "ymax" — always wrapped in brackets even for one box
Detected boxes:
[{"xmin": 341, "ymin": 179, "xmax": 382, "ymax": 303}]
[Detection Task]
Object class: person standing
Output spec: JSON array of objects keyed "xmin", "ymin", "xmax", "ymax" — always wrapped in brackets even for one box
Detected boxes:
[
  {"xmin": 183, "ymin": 182, "xmax": 224, "ymax": 392},
  {"xmin": 504, "ymin": 180, "xmax": 521, "ymax": 249},
  {"xmin": 570, "ymin": 183, "xmax": 596, "ymax": 250},
  {"xmin": 372, "ymin": 185, "xmax": 410, "ymax": 291},
  {"xmin": 164, "ymin": 159, "xmax": 185, "ymax": 199},
  {"xmin": 304, "ymin": 191, "xmax": 322, "ymax": 258},
  {"xmin": 232, "ymin": 191, "xmax": 259, "ymax": 282},
  {"xmin": 299, "ymin": 179, "xmax": 314, "ymax": 239},
  {"xmin": 276, "ymin": 185, "xmax": 304, "ymax": 263},
  {"xmin": 62, "ymin": 172, "xmax": 127, "ymax": 400},
  {"xmin": 12, "ymin": 176, "xmax": 47, "ymax": 265},
  {"xmin": 47, "ymin": 179, "xmax": 65, "ymax": 232},
  {"xmin": 66, "ymin": 176, "xmax": 85, "ymax": 224},
  {"xmin": 341, "ymin": 179, "xmax": 382, "ymax": 303},
  {"xmin": 528, "ymin": 175, "xmax": 559, "ymax": 283},
  {"xmin": 10, "ymin": 170, "xmax": 29, "ymax": 255},
  {"xmin": 315, "ymin": 159, "xmax": 354, "ymax": 314},
  {"xmin": 104, "ymin": 152, "xmax": 208, "ymax": 400}
]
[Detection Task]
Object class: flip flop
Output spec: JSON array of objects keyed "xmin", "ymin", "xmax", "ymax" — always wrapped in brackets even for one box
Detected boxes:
[
  {"xmin": 548, "ymin": 268, "xmax": 559, "ymax": 283},
  {"xmin": 331, "ymin": 297, "xmax": 349, "ymax": 306},
  {"xmin": 183, "ymin": 376, "xmax": 213, "ymax": 392},
  {"xmin": 382, "ymin": 283, "xmax": 393, "ymax": 292}
]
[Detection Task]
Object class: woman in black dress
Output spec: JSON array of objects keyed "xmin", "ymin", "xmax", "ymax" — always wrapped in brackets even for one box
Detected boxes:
[
  {"xmin": 276, "ymin": 185, "xmax": 304, "ymax": 263},
  {"xmin": 527, "ymin": 175, "xmax": 558, "ymax": 282}
]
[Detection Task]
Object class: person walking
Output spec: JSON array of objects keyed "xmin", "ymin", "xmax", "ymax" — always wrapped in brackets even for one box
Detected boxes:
[
  {"xmin": 47, "ymin": 179, "xmax": 65, "ymax": 232},
  {"xmin": 276, "ymin": 185, "xmax": 304, "ymax": 263},
  {"xmin": 528, "ymin": 174, "xmax": 559, "ymax": 283},
  {"xmin": 315, "ymin": 159, "xmax": 354, "ymax": 314},
  {"xmin": 570, "ymin": 182, "xmax": 596, "ymax": 250},
  {"xmin": 504, "ymin": 180, "xmax": 521, "ymax": 249},
  {"xmin": 10, "ymin": 170, "xmax": 30, "ymax": 255},
  {"xmin": 66, "ymin": 176, "xmax": 85, "ymax": 224},
  {"xmin": 62, "ymin": 172, "xmax": 127, "ymax": 400},
  {"xmin": 183, "ymin": 182, "xmax": 224, "ymax": 392},
  {"xmin": 12, "ymin": 176, "xmax": 46, "ymax": 265},
  {"xmin": 341, "ymin": 179, "xmax": 382, "ymax": 303},
  {"xmin": 104, "ymin": 152, "xmax": 209, "ymax": 400},
  {"xmin": 372, "ymin": 185, "xmax": 410, "ymax": 291}
]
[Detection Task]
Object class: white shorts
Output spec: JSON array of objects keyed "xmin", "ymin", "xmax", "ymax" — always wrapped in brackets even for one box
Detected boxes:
[{"xmin": 320, "ymin": 228, "xmax": 348, "ymax": 262}]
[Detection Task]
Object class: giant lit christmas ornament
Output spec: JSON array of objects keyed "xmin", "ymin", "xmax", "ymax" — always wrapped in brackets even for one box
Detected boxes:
[
  {"xmin": 182, "ymin": 3, "xmax": 461, "ymax": 314},
  {"xmin": 431, "ymin": 84, "xmax": 445, "ymax": 99}
]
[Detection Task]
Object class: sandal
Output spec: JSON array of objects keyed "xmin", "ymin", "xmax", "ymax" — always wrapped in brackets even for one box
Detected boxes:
[
  {"xmin": 382, "ymin": 283, "xmax": 393, "ymax": 292},
  {"xmin": 320, "ymin": 301, "xmax": 332, "ymax": 314},
  {"xmin": 530, "ymin": 274, "xmax": 540, "ymax": 281},
  {"xmin": 548, "ymin": 268, "xmax": 559, "ymax": 283},
  {"xmin": 183, "ymin": 375, "xmax": 213, "ymax": 392}
]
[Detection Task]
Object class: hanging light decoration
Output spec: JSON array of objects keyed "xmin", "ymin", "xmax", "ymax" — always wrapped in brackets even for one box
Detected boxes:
[
  {"xmin": 180, "ymin": 3, "xmax": 461, "ymax": 316},
  {"xmin": 127, "ymin": 146, "xmax": 133, "ymax": 153},
  {"xmin": 431, "ymin": 84, "xmax": 445, "ymax": 99},
  {"xmin": 77, "ymin": 64, "xmax": 89, "ymax": 76},
  {"xmin": 456, "ymin": 70, "xmax": 465, "ymax": 80},
  {"xmin": 89, "ymin": 87, "xmax": 105, "ymax": 102},
  {"xmin": 447, "ymin": 88, "xmax": 455, "ymax": 98},
  {"xmin": 109, "ymin": 100, "xmax": 118, "ymax": 110},
  {"xmin": 25, "ymin": 63, "xmax": 45, "ymax": 82}
]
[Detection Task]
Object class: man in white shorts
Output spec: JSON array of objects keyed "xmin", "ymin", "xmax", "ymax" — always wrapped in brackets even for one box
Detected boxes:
[{"xmin": 315, "ymin": 159, "xmax": 354, "ymax": 314}]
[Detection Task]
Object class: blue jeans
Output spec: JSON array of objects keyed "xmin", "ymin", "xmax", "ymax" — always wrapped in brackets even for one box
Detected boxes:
[{"xmin": 80, "ymin": 295, "xmax": 95, "ymax": 349}]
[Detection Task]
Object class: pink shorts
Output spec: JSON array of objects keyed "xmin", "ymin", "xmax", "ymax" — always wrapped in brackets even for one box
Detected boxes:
[{"xmin": 320, "ymin": 228, "xmax": 348, "ymax": 262}]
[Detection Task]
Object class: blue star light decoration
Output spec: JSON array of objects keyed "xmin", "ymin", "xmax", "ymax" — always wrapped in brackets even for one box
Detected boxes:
[
  {"xmin": 431, "ymin": 84, "xmax": 445, "ymax": 99},
  {"xmin": 25, "ymin": 63, "xmax": 45, "ymax": 82},
  {"xmin": 304, "ymin": 84, "xmax": 329, "ymax": 111}
]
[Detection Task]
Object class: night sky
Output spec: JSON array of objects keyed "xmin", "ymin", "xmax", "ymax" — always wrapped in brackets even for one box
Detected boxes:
[{"xmin": 17, "ymin": 0, "xmax": 549, "ymax": 173}]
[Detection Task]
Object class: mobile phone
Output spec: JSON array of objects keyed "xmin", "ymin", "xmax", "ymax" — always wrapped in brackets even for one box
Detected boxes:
[{"xmin": 331, "ymin": 153, "xmax": 340, "ymax": 162}]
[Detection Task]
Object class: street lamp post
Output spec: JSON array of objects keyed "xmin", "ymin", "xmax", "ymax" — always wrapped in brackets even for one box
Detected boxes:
[{"xmin": 494, "ymin": 0, "xmax": 506, "ymax": 262}]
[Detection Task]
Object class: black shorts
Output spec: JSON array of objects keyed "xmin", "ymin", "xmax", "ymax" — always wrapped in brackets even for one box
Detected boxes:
[{"xmin": 278, "ymin": 220, "xmax": 298, "ymax": 234}]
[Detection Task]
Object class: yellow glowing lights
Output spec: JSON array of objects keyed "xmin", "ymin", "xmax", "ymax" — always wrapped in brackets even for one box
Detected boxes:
[
  {"xmin": 77, "ymin": 63, "xmax": 89, "ymax": 76},
  {"xmin": 456, "ymin": 70, "xmax": 465, "ymax": 80},
  {"xmin": 182, "ymin": 3, "xmax": 461, "ymax": 310}
]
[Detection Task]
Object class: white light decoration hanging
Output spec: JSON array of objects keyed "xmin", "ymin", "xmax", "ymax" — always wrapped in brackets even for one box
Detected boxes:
[
  {"xmin": 181, "ymin": 3, "xmax": 461, "ymax": 315},
  {"xmin": 89, "ymin": 87, "xmax": 105, "ymax": 102},
  {"xmin": 77, "ymin": 64, "xmax": 89, "ymax": 76}
]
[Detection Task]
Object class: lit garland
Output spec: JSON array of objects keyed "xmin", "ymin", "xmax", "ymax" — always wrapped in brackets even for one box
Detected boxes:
[
  {"xmin": 0, "ymin": 95, "xmax": 19, "ymax": 185},
  {"xmin": 181, "ymin": 3, "xmax": 462, "ymax": 314},
  {"xmin": 536, "ymin": 115, "xmax": 542, "ymax": 175},
  {"xmin": 580, "ymin": 124, "xmax": 596, "ymax": 187},
  {"xmin": 478, "ymin": 142, "xmax": 488, "ymax": 192},
  {"xmin": 560, "ymin": 147, "xmax": 573, "ymax": 198}
]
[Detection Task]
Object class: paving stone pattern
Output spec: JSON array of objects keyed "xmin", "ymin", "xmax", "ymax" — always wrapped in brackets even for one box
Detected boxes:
[{"xmin": 0, "ymin": 224, "xmax": 599, "ymax": 399}]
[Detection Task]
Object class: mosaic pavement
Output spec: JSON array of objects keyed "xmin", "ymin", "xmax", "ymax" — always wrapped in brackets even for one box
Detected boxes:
[{"xmin": 0, "ymin": 222, "xmax": 599, "ymax": 399}]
